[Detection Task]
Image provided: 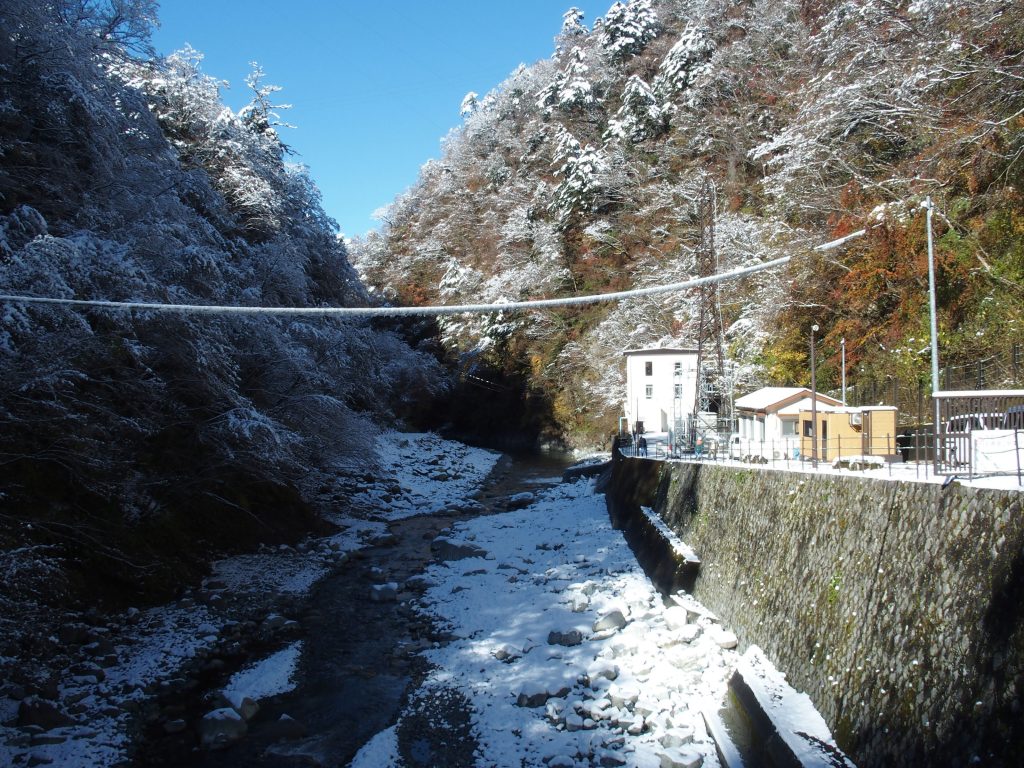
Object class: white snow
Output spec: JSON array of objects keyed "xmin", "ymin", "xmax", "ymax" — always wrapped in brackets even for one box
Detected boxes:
[
  {"xmin": 403, "ymin": 478, "xmax": 738, "ymax": 768},
  {"xmin": 641, "ymin": 506, "xmax": 700, "ymax": 564},
  {"xmin": 351, "ymin": 431, "xmax": 502, "ymax": 521},
  {"xmin": 223, "ymin": 641, "xmax": 302, "ymax": 703},
  {"xmin": 350, "ymin": 724, "xmax": 401, "ymax": 767}
]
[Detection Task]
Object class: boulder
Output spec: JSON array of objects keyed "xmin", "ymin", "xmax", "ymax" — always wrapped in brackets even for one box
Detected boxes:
[
  {"xmin": 431, "ymin": 537, "xmax": 487, "ymax": 561},
  {"xmin": 224, "ymin": 691, "xmax": 260, "ymax": 721},
  {"xmin": 658, "ymin": 746, "xmax": 704, "ymax": 768},
  {"xmin": 515, "ymin": 682, "xmax": 570, "ymax": 708},
  {"xmin": 199, "ymin": 707, "xmax": 248, "ymax": 749},
  {"xmin": 593, "ymin": 609, "xmax": 628, "ymax": 633},
  {"xmin": 547, "ymin": 629, "xmax": 583, "ymax": 647},
  {"xmin": 712, "ymin": 629, "xmax": 738, "ymax": 650},
  {"xmin": 369, "ymin": 583, "xmax": 399, "ymax": 603},
  {"xmin": 17, "ymin": 697, "xmax": 75, "ymax": 729},
  {"xmin": 506, "ymin": 492, "xmax": 536, "ymax": 510}
]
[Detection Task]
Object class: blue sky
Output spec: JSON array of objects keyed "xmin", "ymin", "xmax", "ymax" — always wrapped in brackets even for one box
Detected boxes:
[{"xmin": 152, "ymin": 2, "xmax": 595, "ymax": 237}]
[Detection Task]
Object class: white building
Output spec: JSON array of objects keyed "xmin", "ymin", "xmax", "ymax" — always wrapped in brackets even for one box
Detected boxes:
[
  {"xmin": 733, "ymin": 387, "xmax": 844, "ymax": 459},
  {"xmin": 623, "ymin": 347, "xmax": 699, "ymax": 433}
]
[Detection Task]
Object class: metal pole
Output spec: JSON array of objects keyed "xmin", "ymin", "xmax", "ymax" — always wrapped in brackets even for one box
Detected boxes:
[
  {"xmin": 811, "ymin": 323, "xmax": 819, "ymax": 468},
  {"xmin": 925, "ymin": 197, "xmax": 942, "ymax": 466},
  {"xmin": 841, "ymin": 337, "xmax": 847, "ymax": 406}
]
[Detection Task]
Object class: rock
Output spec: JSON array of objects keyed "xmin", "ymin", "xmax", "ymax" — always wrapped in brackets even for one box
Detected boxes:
[
  {"xmin": 368, "ymin": 532, "xmax": 397, "ymax": 547},
  {"xmin": 547, "ymin": 756, "xmax": 575, "ymax": 768},
  {"xmin": 199, "ymin": 707, "xmax": 248, "ymax": 749},
  {"xmin": 548, "ymin": 629, "xmax": 583, "ymax": 647},
  {"xmin": 515, "ymin": 682, "xmax": 570, "ymax": 708},
  {"xmin": 262, "ymin": 614, "xmax": 289, "ymax": 632},
  {"xmin": 17, "ymin": 697, "xmax": 75, "ymax": 729},
  {"xmin": 266, "ymin": 713, "xmax": 306, "ymax": 740},
  {"xmin": 493, "ymin": 644, "xmax": 520, "ymax": 662},
  {"xmin": 663, "ymin": 607, "xmax": 690, "ymax": 631},
  {"xmin": 506, "ymin": 492, "xmax": 536, "ymax": 510},
  {"xmin": 594, "ymin": 609, "xmax": 628, "ymax": 633},
  {"xmin": 586, "ymin": 660, "xmax": 620, "ymax": 683},
  {"xmin": 69, "ymin": 662, "xmax": 105, "ymax": 683},
  {"xmin": 196, "ymin": 622, "xmax": 218, "ymax": 636},
  {"xmin": 370, "ymin": 583, "xmax": 399, "ymax": 602},
  {"xmin": 163, "ymin": 718, "xmax": 187, "ymax": 734},
  {"xmin": 405, "ymin": 574, "xmax": 433, "ymax": 591},
  {"xmin": 565, "ymin": 712, "xmax": 585, "ymax": 731},
  {"xmin": 659, "ymin": 727, "xmax": 695, "ymax": 748},
  {"xmin": 204, "ymin": 579, "xmax": 228, "ymax": 590},
  {"xmin": 598, "ymin": 749, "xmax": 628, "ymax": 767},
  {"xmin": 659, "ymin": 746, "xmax": 704, "ymax": 768},
  {"xmin": 224, "ymin": 691, "xmax": 260, "ymax": 721},
  {"xmin": 431, "ymin": 536, "xmax": 487, "ymax": 561},
  {"xmin": 57, "ymin": 623, "xmax": 91, "ymax": 646},
  {"xmin": 608, "ymin": 683, "xmax": 640, "ymax": 710},
  {"xmin": 29, "ymin": 732, "xmax": 67, "ymax": 746},
  {"xmin": 27, "ymin": 752, "xmax": 54, "ymax": 767},
  {"xmin": 545, "ymin": 699, "xmax": 565, "ymax": 724},
  {"xmin": 569, "ymin": 593, "xmax": 590, "ymax": 613},
  {"xmin": 713, "ymin": 630, "xmax": 738, "ymax": 650}
]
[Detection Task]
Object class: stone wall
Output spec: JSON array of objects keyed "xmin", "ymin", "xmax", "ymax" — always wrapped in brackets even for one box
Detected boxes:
[{"xmin": 608, "ymin": 458, "xmax": 1024, "ymax": 767}]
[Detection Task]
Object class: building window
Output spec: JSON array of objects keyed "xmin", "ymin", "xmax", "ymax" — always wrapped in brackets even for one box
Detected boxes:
[
  {"xmin": 674, "ymin": 362, "xmax": 681, "ymax": 374},
  {"xmin": 645, "ymin": 361, "xmax": 653, "ymax": 376},
  {"xmin": 674, "ymin": 383, "xmax": 682, "ymax": 398},
  {"xmin": 803, "ymin": 420, "xmax": 814, "ymax": 437},
  {"xmin": 782, "ymin": 420, "xmax": 797, "ymax": 436},
  {"xmin": 645, "ymin": 385, "xmax": 653, "ymax": 399}
]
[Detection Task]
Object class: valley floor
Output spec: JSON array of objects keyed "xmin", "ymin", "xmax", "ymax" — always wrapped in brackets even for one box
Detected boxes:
[{"xmin": 1, "ymin": 432, "xmax": 845, "ymax": 768}]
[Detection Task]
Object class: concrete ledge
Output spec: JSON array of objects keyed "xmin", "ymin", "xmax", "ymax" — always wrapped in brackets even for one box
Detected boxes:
[{"xmin": 729, "ymin": 646, "xmax": 856, "ymax": 768}]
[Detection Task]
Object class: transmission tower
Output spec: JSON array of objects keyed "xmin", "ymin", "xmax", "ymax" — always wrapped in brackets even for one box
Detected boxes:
[{"xmin": 692, "ymin": 176, "xmax": 728, "ymax": 435}]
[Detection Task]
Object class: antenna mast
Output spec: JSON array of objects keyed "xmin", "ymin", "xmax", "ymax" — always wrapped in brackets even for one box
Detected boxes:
[{"xmin": 692, "ymin": 176, "xmax": 728, "ymax": 436}]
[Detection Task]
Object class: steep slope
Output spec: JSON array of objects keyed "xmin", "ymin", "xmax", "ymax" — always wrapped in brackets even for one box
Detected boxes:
[
  {"xmin": 0, "ymin": 2, "xmax": 449, "ymax": 623},
  {"xmin": 351, "ymin": 0, "xmax": 1024, "ymax": 448}
]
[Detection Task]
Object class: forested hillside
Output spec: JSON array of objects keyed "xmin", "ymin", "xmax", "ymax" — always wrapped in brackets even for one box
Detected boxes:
[
  {"xmin": 0, "ymin": 2, "xmax": 448, "ymax": 621},
  {"xmin": 352, "ymin": 0, "xmax": 1024, "ymax": 447}
]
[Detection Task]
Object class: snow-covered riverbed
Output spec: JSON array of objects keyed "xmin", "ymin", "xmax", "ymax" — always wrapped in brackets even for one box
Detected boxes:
[
  {"xmin": 0, "ymin": 432, "xmax": 849, "ymax": 768},
  {"xmin": 353, "ymin": 478, "xmax": 732, "ymax": 768}
]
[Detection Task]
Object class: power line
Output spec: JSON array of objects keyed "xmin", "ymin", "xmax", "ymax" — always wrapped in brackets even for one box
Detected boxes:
[{"xmin": 0, "ymin": 255, "xmax": 792, "ymax": 319}]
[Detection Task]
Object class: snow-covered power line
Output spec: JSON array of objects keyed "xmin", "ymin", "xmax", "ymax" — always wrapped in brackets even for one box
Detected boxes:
[
  {"xmin": 0, "ymin": 256, "xmax": 791, "ymax": 318},
  {"xmin": 813, "ymin": 229, "xmax": 866, "ymax": 252}
]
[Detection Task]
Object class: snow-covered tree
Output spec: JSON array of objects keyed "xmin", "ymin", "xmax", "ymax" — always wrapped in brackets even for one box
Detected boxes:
[
  {"xmin": 654, "ymin": 25, "xmax": 714, "ymax": 100},
  {"xmin": 537, "ymin": 46, "xmax": 600, "ymax": 115},
  {"xmin": 605, "ymin": 75, "xmax": 667, "ymax": 143},
  {"xmin": 598, "ymin": 0, "xmax": 661, "ymax": 61}
]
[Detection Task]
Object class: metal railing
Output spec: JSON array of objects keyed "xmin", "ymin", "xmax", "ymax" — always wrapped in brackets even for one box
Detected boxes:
[
  {"xmin": 616, "ymin": 425, "xmax": 1024, "ymax": 484},
  {"xmin": 934, "ymin": 390, "xmax": 1024, "ymax": 481}
]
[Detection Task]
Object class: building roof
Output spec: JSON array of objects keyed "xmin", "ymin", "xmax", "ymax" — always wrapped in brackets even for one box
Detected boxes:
[
  {"xmin": 623, "ymin": 347, "xmax": 699, "ymax": 356},
  {"xmin": 735, "ymin": 387, "xmax": 843, "ymax": 413}
]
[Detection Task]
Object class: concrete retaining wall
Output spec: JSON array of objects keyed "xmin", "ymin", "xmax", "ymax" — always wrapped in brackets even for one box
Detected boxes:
[{"xmin": 607, "ymin": 456, "xmax": 1024, "ymax": 767}]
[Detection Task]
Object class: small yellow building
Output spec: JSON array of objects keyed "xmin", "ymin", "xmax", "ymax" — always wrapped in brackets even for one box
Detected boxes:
[{"xmin": 798, "ymin": 406, "xmax": 899, "ymax": 461}]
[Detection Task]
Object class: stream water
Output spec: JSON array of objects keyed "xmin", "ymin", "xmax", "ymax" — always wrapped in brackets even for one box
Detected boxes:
[{"xmin": 132, "ymin": 449, "xmax": 578, "ymax": 767}]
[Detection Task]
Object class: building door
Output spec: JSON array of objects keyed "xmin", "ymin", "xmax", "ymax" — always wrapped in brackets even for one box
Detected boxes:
[{"xmin": 821, "ymin": 420, "xmax": 828, "ymax": 460}]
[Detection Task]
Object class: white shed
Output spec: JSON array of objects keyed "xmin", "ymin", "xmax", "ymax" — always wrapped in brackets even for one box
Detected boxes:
[
  {"xmin": 623, "ymin": 347, "xmax": 699, "ymax": 433},
  {"xmin": 733, "ymin": 387, "xmax": 844, "ymax": 459}
]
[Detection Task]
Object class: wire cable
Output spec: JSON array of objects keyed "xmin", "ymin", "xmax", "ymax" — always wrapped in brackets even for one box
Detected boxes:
[{"xmin": 0, "ymin": 255, "xmax": 791, "ymax": 319}]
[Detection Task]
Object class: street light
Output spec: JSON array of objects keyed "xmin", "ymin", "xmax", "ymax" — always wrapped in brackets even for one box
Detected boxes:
[
  {"xmin": 841, "ymin": 337, "xmax": 847, "ymax": 406},
  {"xmin": 811, "ymin": 324, "xmax": 819, "ymax": 468},
  {"xmin": 925, "ymin": 197, "xmax": 941, "ymax": 465}
]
